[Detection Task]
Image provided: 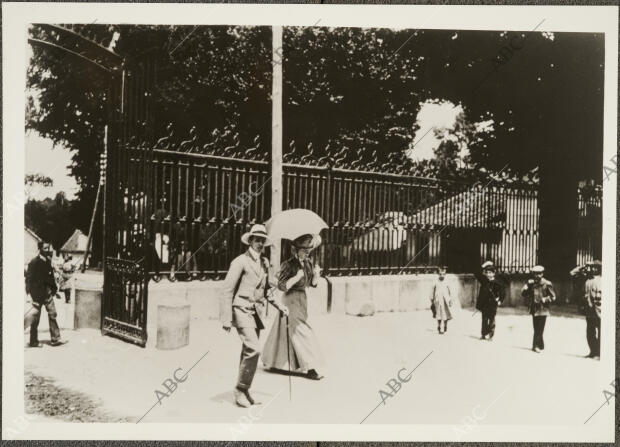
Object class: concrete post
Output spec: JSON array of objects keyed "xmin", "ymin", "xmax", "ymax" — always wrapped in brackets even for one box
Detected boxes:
[
  {"xmin": 74, "ymin": 287, "xmax": 102, "ymax": 329},
  {"xmin": 271, "ymin": 25, "xmax": 283, "ymax": 269},
  {"xmin": 156, "ymin": 300, "xmax": 191, "ymax": 350}
]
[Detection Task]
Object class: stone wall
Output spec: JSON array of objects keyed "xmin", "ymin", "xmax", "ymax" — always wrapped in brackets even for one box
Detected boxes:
[
  {"xmin": 328, "ymin": 274, "xmax": 479, "ymax": 316},
  {"xmin": 64, "ymin": 272, "xmax": 575, "ymax": 341},
  {"xmin": 146, "ymin": 273, "xmax": 481, "ymax": 320}
]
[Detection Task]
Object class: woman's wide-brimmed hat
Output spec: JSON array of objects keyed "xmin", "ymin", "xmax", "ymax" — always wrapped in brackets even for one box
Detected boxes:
[
  {"xmin": 292, "ymin": 233, "xmax": 322, "ymax": 250},
  {"xmin": 241, "ymin": 224, "xmax": 272, "ymax": 246}
]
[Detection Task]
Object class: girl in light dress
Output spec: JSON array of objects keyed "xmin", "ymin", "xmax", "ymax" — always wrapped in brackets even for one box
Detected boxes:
[{"xmin": 431, "ymin": 266, "xmax": 454, "ymax": 334}]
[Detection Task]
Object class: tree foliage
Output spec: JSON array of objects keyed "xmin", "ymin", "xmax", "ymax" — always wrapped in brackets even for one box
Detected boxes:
[
  {"xmin": 27, "ymin": 25, "xmax": 271, "ymax": 230},
  {"xmin": 283, "ymin": 27, "xmax": 425, "ymax": 164},
  {"xmin": 27, "ymin": 25, "xmax": 604, "ymax": 225},
  {"xmin": 25, "ymin": 192, "xmax": 75, "ymax": 250},
  {"xmin": 25, "ymin": 173, "xmax": 53, "ymax": 186}
]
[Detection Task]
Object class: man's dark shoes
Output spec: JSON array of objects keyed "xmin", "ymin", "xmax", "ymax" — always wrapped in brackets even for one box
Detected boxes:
[
  {"xmin": 28, "ymin": 342, "xmax": 43, "ymax": 348},
  {"xmin": 306, "ymin": 369, "xmax": 324, "ymax": 380},
  {"xmin": 50, "ymin": 340, "xmax": 67, "ymax": 347},
  {"xmin": 244, "ymin": 389, "xmax": 262, "ymax": 405},
  {"xmin": 234, "ymin": 388, "xmax": 251, "ymax": 408}
]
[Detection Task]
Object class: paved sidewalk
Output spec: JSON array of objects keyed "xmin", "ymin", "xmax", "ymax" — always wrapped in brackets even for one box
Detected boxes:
[{"xmin": 25, "ymin": 306, "xmax": 605, "ymax": 426}]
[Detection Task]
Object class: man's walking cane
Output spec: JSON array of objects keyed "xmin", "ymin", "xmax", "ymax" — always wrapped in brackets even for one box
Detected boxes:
[{"xmin": 285, "ymin": 314, "xmax": 292, "ymax": 402}]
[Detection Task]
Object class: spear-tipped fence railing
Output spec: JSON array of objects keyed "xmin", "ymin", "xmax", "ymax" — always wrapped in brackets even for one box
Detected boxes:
[{"xmin": 116, "ymin": 128, "xmax": 587, "ymax": 281}]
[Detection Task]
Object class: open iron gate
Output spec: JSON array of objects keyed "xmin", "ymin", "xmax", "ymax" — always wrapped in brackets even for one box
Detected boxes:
[
  {"xmin": 102, "ymin": 60, "xmax": 156, "ymax": 347},
  {"xmin": 29, "ymin": 25, "xmax": 153, "ymax": 346}
]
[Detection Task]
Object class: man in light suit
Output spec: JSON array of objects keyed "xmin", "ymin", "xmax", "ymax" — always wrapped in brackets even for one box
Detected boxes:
[{"xmin": 221, "ymin": 224, "xmax": 288, "ymax": 407}]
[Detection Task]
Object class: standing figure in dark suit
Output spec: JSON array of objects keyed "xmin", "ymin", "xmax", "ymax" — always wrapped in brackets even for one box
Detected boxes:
[
  {"xmin": 220, "ymin": 224, "xmax": 289, "ymax": 408},
  {"xmin": 475, "ymin": 261, "xmax": 506, "ymax": 341},
  {"xmin": 25, "ymin": 242, "xmax": 66, "ymax": 347},
  {"xmin": 521, "ymin": 265, "xmax": 556, "ymax": 353},
  {"xmin": 583, "ymin": 261, "xmax": 601, "ymax": 359}
]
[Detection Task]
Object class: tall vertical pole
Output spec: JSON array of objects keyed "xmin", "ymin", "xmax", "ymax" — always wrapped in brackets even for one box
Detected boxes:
[
  {"xmin": 271, "ymin": 25, "xmax": 283, "ymax": 270},
  {"xmin": 82, "ymin": 126, "xmax": 107, "ymax": 273},
  {"xmin": 102, "ymin": 121, "xmax": 108, "ymax": 271}
]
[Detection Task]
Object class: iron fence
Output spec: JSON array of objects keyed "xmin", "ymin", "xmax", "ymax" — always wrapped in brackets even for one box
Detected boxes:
[
  {"xmin": 115, "ymin": 146, "xmax": 587, "ymax": 280},
  {"xmin": 576, "ymin": 183, "xmax": 603, "ymax": 266},
  {"xmin": 283, "ymin": 163, "xmax": 540, "ymax": 275},
  {"xmin": 146, "ymin": 148, "xmax": 271, "ymax": 280}
]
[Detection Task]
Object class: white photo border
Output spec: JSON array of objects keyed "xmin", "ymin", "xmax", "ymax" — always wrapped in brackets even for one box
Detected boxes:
[{"xmin": 2, "ymin": 1, "xmax": 617, "ymax": 442}]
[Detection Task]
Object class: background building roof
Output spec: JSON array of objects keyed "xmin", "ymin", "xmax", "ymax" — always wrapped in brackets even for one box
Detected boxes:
[{"xmin": 60, "ymin": 229, "xmax": 88, "ymax": 253}]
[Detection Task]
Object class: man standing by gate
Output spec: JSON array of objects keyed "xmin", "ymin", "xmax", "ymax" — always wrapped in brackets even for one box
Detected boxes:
[
  {"xmin": 25, "ymin": 241, "xmax": 67, "ymax": 347},
  {"xmin": 220, "ymin": 224, "xmax": 289, "ymax": 408}
]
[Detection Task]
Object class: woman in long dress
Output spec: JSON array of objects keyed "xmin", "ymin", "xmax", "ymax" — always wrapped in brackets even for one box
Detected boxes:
[{"xmin": 262, "ymin": 234, "xmax": 325, "ymax": 380}]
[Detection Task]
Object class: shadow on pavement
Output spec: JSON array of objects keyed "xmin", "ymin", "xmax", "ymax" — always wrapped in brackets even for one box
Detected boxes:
[{"xmin": 210, "ymin": 389, "xmax": 281, "ymax": 407}]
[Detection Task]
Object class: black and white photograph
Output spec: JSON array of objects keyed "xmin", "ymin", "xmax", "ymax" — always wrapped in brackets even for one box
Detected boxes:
[{"xmin": 2, "ymin": 2, "xmax": 617, "ymax": 443}]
